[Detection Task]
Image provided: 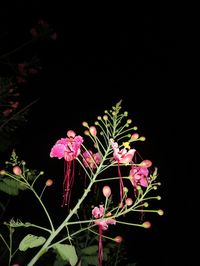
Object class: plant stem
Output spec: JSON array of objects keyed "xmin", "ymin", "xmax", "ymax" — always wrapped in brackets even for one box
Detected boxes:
[
  {"xmin": 30, "ymin": 188, "xmax": 55, "ymax": 233},
  {"xmin": 27, "ymin": 148, "xmax": 111, "ymax": 266},
  {"xmin": 27, "ymin": 179, "xmax": 95, "ymax": 266}
]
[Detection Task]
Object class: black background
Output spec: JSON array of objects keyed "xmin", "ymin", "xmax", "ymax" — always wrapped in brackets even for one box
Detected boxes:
[{"xmin": 0, "ymin": 1, "xmax": 196, "ymax": 265}]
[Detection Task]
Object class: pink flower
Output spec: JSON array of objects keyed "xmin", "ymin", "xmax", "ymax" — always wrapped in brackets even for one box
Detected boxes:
[
  {"xmin": 92, "ymin": 205, "xmax": 116, "ymax": 229},
  {"xmin": 110, "ymin": 139, "xmax": 136, "ymax": 164},
  {"xmin": 110, "ymin": 139, "xmax": 136, "ymax": 203},
  {"xmin": 92, "ymin": 205, "xmax": 116, "ymax": 266},
  {"xmin": 50, "ymin": 134, "xmax": 83, "ymax": 161},
  {"xmin": 50, "ymin": 131, "xmax": 83, "ymax": 207},
  {"xmin": 50, "ymin": 140, "xmax": 67, "ymax": 159},
  {"xmin": 95, "ymin": 219, "xmax": 116, "ymax": 230},
  {"xmin": 130, "ymin": 166, "xmax": 149, "ymax": 188},
  {"xmin": 82, "ymin": 150, "xmax": 101, "ymax": 170},
  {"xmin": 92, "ymin": 205, "xmax": 104, "ymax": 218}
]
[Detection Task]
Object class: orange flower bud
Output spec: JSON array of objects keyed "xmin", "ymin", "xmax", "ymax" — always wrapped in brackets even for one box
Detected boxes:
[
  {"xmin": 46, "ymin": 179, "xmax": 53, "ymax": 186},
  {"xmin": 131, "ymin": 133, "xmax": 139, "ymax": 140}
]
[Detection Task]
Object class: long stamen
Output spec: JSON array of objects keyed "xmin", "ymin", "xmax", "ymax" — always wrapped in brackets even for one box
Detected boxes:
[
  {"xmin": 117, "ymin": 162, "xmax": 124, "ymax": 204},
  {"xmin": 62, "ymin": 161, "xmax": 72, "ymax": 207},
  {"xmin": 98, "ymin": 224, "xmax": 103, "ymax": 266}
]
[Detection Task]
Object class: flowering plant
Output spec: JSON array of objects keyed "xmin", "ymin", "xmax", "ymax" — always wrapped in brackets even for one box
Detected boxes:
[{"xmin": 0, "ymin": 100, "xmax": 163, "ymax": 266}]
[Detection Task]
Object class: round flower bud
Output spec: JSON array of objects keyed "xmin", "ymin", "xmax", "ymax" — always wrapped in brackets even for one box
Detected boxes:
[
  {"xmin": 103, "ymin": 115, "xmax": 108, "ymax": 120},
  {"xmin": 0, "ymin": 170, "xmax": 6, "ymax": 175},
  {"xmin": 131, "ymin": 133, "xmax": 139, "ymax": 140},
  {"xmin": 67, "ymin": 130, "xmax": 76, "ymax": 138},
  {"xmin": 102, "ymin": 186, "xmax": 111, "ymax": 198},
  {"xmin": 123, "ymin": 187, "xmax": 128, "ymax": 193},
  {"xmin": 140, "ymin": 159, "xmax": 152, "ymax": 168},
  {"xmin": 84, "ymin": 130, "xmax": 90, "ymax": 136},
  {"xmin": 157, "ymin": 209, "xmax": 164, "ymax": 216},
  {"xmin": 143, "ymin": 221, "xmax": 151, "ymax": 229},
  {"xmin": 89, "ymin": 126, "xmax": 97, "ymax": 136},
  {"xmin": 13, "ymin": 166, "xmax": 22, "ymax": 176},
  {"xmin": 140, "ymin": 160, "xmax": 152, "ymax": 168},
  {"xmin": 46, "ymin": 179, "xmax": 53, "ymax": 186},
  {"xmin": 114, "ymin": 236, "xmax": 123, "ymax": 244},
  {"xmin": 82, "ymin": 121, "xmax": 89, "ymax": 127},
  {"xmin": 125, "ymin": 198, "xmax": 133, "ymax": 206}
]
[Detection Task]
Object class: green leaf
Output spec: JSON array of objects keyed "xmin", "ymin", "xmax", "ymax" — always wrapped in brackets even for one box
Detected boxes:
[
  {"xmin": 0, "ymin": 176, "xmax": 28, "ymax": 196},
  {"xmin": 0, "ymin": 181, "xmax": 19, "ymax": 195},
  {"xmin": 3, "ymin": 178, "xmax": 20, "ymax": 187},
  {"xmin": 82, "ymin": 255, "xmax": 98, "ymax": 266},
  {"xmin": 53, "ymin": 243, "xmax": 78, "ymax": 266},
  {"xmin": 19, "ymin": 234, "xmax": 46, "ymax": 251},
  {"xmin": 81, "ymin": 245, "xmax": 98, "ymax": 255}
]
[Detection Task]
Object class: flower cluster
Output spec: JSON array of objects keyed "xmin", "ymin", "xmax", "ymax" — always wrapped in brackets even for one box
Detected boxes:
[{"xmin": 0, "ymin": 100, "xmax": 163, "ymax": 266}]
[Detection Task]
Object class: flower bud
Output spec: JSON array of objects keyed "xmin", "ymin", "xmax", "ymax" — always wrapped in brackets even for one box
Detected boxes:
[
  {"xmin": 143, "ymin": 221, "xmax": 151, "ymax": 228},
  {"xmin": 103, "ymin": 115, "xmax": 108, "ymax": 121},
  {"xmin": 82, "ymin": 121, "xmax": 89, "ymax": 127},
  {"xmin": 0, "ymin": 170, "xmax": 6, "ymax": 175},
  {"xmin": 157, "ymin": 209, "xmax": 164, "ymax": 216},
  {"xmin": 114, "ymin": 236, "xmax": 123, "ymax": 244},
  {"xmin": 13, "ymin": 166, "xmax": 22, "ymax": 176},
  {"xmin": 67, "ymin": 130, "xmax": 76, "ymax": 138},
  {"xmin": 46, "ymin": 179, "xmax": 53, "ymax": 186},
  {"xmin": 84, "ymin": 130, "xmax": 90, "ymax": 136},
  {"xmin": 125, "ymin": 198, "xmax": 133, "ymax": 206},
  {"xmin": 131, "ymin": 133, "xmax": 139, "ymax": 140},
  {"xmin": 89, "ymin": 126, "xmax": 97, "ymax": 136},
  {"xmin": 140, "ymin": 159, "xmax": 152, "ymax": 167},
  {"xmin": 123, "ymin": 187, "xmax": 128, "ymax": 193},
  {"xmin": 102, "ymin": 186, "xmax": 111, "ymax": 197}
]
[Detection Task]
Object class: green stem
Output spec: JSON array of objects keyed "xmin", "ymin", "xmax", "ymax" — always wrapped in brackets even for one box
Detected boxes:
[
  {"xmin": 27, "ymin": 147, "xmax": 111, "ymax": 266},
  {"xmin": 25, "ymin": 223, "xmax": 52, "ymax": 234},
  {"xmin": 30, "ymin": 188, "xmax": 55, "ymax": 233},
  {"xmin": 8, "ymin": 227, "xmax": 12, "ymax": 266},
  {"xmin": 0, "ymin": 234, "xmax": 9, "ymax": 250},
  {"xmin": 27, "ymin": 179, "xmax": 95, "ymax": 266},
  {"xmin": 116, "ymin": 220, "xmax": 144, "ymax": 227}
]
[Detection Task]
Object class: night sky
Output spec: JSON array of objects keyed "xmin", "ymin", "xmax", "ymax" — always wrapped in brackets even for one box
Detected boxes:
[{"xmin": 0, "ymin": 1, "xmax": 195, "ymax": 266}]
